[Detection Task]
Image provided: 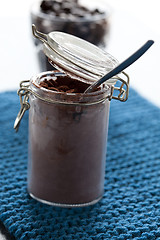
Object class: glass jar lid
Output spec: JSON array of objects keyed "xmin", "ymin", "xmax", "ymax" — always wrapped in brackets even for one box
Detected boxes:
[{"xmin": 32, "ymin": 24, "xmax": 118, "ymax": 84}]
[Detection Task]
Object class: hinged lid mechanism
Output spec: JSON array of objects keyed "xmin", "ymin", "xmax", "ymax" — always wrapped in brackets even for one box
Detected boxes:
[
  {"xmin": 32, "ymin": 24, "xmax": 119, "ymax": 85},
  {"xmin": 32, "ymin": 24, "xmax": 129, "ymax": 102},
  {"xmin": 14, "ymin": 26, "xmax": 130, "ymax": 131}
]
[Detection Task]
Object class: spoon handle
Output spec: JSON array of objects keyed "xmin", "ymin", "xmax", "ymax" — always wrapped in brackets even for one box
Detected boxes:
[{"xmin": 85, "ymin": 40, "xmax": 154, "ymax": 93}]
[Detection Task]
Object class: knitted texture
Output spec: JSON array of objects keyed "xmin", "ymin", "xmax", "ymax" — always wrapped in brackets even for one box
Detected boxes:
[{"xmin": 0, "ymin": 89, "xmax": 160, "ymax": 240}]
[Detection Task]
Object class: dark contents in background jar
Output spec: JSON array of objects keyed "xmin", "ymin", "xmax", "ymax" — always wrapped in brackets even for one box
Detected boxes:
[
  {"xmin": 32, "ymin": 0, "xmax": 110, "ymax": 71},
  {"xmin": 39, "ymin": 75, "xmax": 100, "ymax": 93},
  {"xmin": 34, "ymin": 0, "xmax": 109, "ymax": 46},
  {"xmin": 40, "ymin": 0, "xmax": 104, "ymax": 18}
]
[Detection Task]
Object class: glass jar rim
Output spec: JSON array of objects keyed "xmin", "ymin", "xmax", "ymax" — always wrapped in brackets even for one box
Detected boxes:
[{"xmin": 30, "ymin": 71, "xmax": 112, "ymax": 105}]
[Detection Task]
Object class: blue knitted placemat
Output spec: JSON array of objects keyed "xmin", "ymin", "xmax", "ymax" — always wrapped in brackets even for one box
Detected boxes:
[{"xmin": 0, "ymin": 89, "xmax": 160, "ymax": 240}]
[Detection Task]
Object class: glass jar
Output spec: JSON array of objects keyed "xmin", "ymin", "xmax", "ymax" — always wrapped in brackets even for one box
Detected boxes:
[
  {"xmin": 30, "ymin": 0, "xmax": 111, "ymax": 71},
  {"xmin": 27, "ymin": 70, "xmax": 111, "ymax": 207},
  {"xmin": 14, "ymin": 28, "xmax": 129, "ymax": 207}
]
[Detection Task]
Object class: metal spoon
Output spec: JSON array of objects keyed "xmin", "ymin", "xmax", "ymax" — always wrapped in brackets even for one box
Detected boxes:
[{"xmin": 84, "ymin": 40, "xmax": 154, "ymax": 93}]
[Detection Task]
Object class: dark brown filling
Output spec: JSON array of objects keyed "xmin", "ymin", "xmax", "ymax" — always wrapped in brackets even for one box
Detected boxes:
[
  {"xmin": 40, "ymin": 0, "xmax": 105, "ymax": 18},
  {"xmin": 39, "ymin": 75, "xmax": 99, "ymax": 93}
]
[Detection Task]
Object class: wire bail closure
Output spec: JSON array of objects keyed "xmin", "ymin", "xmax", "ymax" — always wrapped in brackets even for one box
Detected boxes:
[
  {"xmin": 14, "ymin": 80, "xmax": 30, "ymax": 132},
  {"xmin": 14, "ymin": 26, "xmax": 129, "ymax": 131},
  {"xmin": 14, "ymin": 72, "xmax": 129, "ymax": 132},
  {"xmin": 111, "ymin": 71, "xmax": 129, "ymax": 102},
  {"xmin": 32, "ymin": 25, "xmax": 130, "ymax": 102}
]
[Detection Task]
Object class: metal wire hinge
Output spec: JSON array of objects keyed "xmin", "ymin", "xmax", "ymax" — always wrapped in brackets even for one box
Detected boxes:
[
  {"xmin": 14, "ymin": 72, "xmax": 129, "ymax": 131},
  {"xmin": 110, "ymin": 71, "xmax": 130, "ymax": 102},
  {"xmin": 14, "ymin": 80, "xmax": 30, "ymax": 132}
]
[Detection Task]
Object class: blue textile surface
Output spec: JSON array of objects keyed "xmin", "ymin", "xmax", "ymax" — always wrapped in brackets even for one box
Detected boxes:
[{"xmin": 0, "ymin": 89, "xmax": 160, "ymax": 240}]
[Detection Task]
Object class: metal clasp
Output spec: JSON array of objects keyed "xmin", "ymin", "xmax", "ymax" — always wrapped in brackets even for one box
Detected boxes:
[
  {"xmin": 14, "ymin": 72, "xmax": 129, "ymax": 131},
  {"xmin": 110, "ymin": 71, "xmax": 130, "ymax": 102},
  {"xmin": 14, "ymin": 80, "xmax": 30, "ymax": 132}
]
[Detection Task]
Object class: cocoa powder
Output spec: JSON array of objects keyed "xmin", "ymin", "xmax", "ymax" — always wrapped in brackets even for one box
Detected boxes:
[{"xmin": 39, "ymin": 75, "xmax": 99, "ymax": 93}]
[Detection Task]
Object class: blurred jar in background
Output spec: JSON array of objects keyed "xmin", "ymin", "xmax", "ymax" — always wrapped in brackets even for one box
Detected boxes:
[{"xmin": 31, "ymin": 0, "xmax": 111, "ymax": 71}]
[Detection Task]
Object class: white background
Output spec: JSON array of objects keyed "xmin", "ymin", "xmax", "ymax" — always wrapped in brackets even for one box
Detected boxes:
[
  {"xmin": 0, "ymin": 0, "xmax": 160, "ymax": 239},
  {"xmin": 0, "ymin": 0, "xmax": 160, "ymax": 108}
]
